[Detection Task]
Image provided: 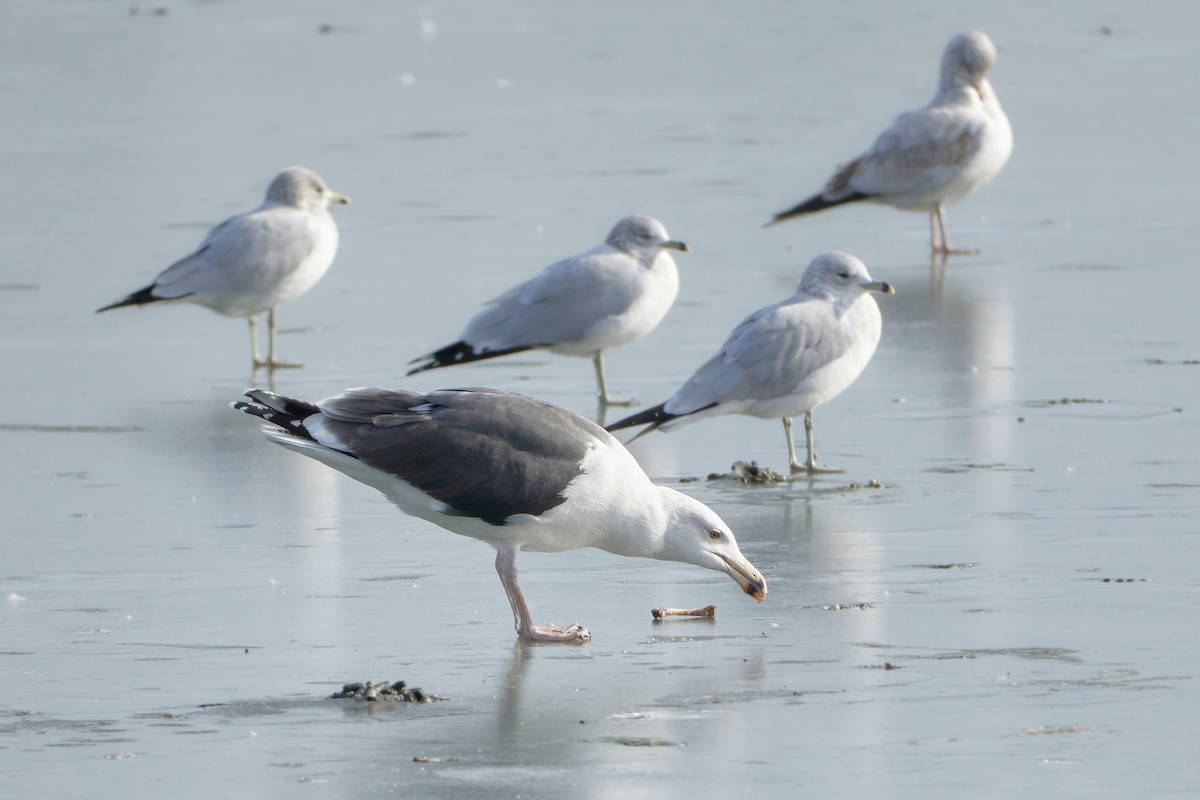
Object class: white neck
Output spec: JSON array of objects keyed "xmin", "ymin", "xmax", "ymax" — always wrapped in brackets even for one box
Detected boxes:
[{"xmin": 596, "ymin": 482, "xmax": 673, "ymax": 560}]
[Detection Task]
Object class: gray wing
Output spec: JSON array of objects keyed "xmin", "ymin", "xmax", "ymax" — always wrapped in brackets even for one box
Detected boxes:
[
  {"xmin": 462, "ymin": 247, "xmax": 640, "ymax": 348},
  {"xmin": 310, "ymin": 388, "xmax": 601, "ymax": 526},
  {"xmin": 848, "ymin": 104, "xmax": 983, "ymax": 197},
  {"xmin": 665, "ymin": 298, "xmax": 853, "ymax": 414},
  {"xmin": 151, "ymin": 207, "xmax": 320, "ymax": 300}
]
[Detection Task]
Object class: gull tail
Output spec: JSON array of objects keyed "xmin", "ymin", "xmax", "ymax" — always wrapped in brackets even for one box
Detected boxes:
[{"xmin": 406, "ymin": 341, "xmax": 534, "ymax": 376}]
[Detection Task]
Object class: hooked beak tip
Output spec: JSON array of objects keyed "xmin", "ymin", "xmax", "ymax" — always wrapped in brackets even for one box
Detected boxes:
[{"xmin": 718, "ymin": 553, "xmax": 766, "ymax": 601}]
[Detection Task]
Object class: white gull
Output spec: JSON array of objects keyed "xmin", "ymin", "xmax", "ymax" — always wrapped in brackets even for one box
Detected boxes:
[
  {"xmin": 767, "ymin": 30, "xmax": 1012, "ymax": 255},
  {"xmin": 407, "ymin": 215, "xmax": 688, "ymax": 405},
  {"xmin": 98, "ymin": 166, "xmax": 350, "ymax": 368},
  {"xmin": 608, "ymin": 252, "xmax": 893, "ymax": 475}
]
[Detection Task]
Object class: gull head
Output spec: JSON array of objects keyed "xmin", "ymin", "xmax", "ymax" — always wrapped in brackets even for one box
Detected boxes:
[
  {"xmin": 799, "ymin": 251, "xmax": 895, "ymax": 299},
  {"xmin": 941, "ymin": 29, "xmax": 998, "ymax": 94},
  {"xmin": 656, "ymin": 489, "xmax": 767, "ymax": 602},
  {"xmin": 265, "ymin": 166, "xmax": 352, "ymax": 211},
  {"xmin": 607, "ymin": 214, "xmax": 691, "ymax": 260}
]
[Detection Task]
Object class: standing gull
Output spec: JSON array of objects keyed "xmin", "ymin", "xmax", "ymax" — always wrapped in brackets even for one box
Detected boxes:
[
  {"xmin": 98, "ymin": 166, "xmax": 350, "ymax": 368},
  {"xmin": 233, "ymin": 386, "xmax": 765, "ymax": 643},
  {"xmin": 407, "ymin": 215, "xmax": 688, "ymax": 406},
  {"xmin": 766, "ymin": 30, "xmax": 1012, "ymax": 255},
  {"xmin": 607, "ymin": 252, "xmax": 893, "ymax": 475}
]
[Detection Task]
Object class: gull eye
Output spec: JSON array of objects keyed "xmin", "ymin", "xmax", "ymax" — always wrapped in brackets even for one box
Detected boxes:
[
  {"xmin": 707, "ymin": 529, "xmax": 722, "ymax": 541},
  {"xmin": 838, "ymin": 271, "xmax": 850, "ymax": 279}
]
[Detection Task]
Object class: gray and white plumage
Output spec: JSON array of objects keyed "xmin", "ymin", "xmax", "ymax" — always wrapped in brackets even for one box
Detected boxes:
[
  {"xmin": 98, "ymin": 166, "xmax": 350, "ymax": 368},
  {"xmin": 407, "ymin": 215, "xmax": 689, "ymax": 405},
  {"xmin": 233, "ymin": 386, "xmax": 766, "ymax": 643},
  {"xmin": 767, "ymin": 30, "xmax": 1012, "ymax": 255},
  {"xmin": 607, "ymin": 252, "xmax": 893, "ymax": 475}
]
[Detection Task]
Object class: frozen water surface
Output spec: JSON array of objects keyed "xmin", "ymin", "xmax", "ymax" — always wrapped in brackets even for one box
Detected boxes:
[{"xmin": 2, "ymin": 1, "xmax": 1198, "ymax": 798}]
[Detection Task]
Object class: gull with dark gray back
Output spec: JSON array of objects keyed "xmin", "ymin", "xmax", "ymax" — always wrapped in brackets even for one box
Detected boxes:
[{"xmin": 233, "ymin": 386, "xmax": 766, "ymax": 643}]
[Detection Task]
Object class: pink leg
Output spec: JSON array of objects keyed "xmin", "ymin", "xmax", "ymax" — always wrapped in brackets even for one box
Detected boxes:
[
  {"xmin": 495, "ymin": 549, "xmax": 590, "ymax": 644},
  {"xmin": 931, "ymin": 207, "xmax": 978, "ymax": 256}
]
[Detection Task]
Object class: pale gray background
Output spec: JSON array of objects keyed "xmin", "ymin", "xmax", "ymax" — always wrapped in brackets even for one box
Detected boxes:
[{"xmin": 2, "ymin": 1, "xmax": 1197, "ymax": 797}]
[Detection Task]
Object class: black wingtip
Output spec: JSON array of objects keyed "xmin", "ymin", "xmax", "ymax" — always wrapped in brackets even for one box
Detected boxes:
[
  {"xmin": 605, "ymin": 402, "xmax": 674, "ymax": 433},
  {"xmin": 407, "ymin": 341, "xmax": 535, "ymax": 375},
  {"xmin": 97, "ymin": 284, "xmax": 162, "ymax": 313},
  {"xmin": 405, "ymin": 360, "xmax": 437, "ymax": 377},
  {"xmin": 765, "ymin": 191, "xmax": 871, "ymax": 227},
  {"xmin": 232, "ymin": 389, "xmax": 322, "ymax": 441},
  {"xmin": 243, "ymin": 388, "xmax": 320, "ymax": 418}
]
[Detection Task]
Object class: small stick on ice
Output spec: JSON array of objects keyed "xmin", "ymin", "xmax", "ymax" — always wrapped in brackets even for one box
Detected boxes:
[{"xmin": 651, "ymin": 605, "xmax": 716, "ymax": 620}]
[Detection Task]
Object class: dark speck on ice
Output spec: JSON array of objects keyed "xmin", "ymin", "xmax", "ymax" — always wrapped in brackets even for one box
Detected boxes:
[
  {"xmin": 331, "ymin": 680, "xmax": 442, "ymax": 703},
  {"xmin": 708, "ymin": 461, "xmax": 789, "ymax": 484}
]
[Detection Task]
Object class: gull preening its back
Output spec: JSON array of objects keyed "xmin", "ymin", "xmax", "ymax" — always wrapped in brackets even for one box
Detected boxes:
[
  {"xmin": 607, "ymin": 251, "xmax": 893, "ymax": 475},
  {"xmin": 233, "ymin": 386, "xmax": 765, "ymax": 643},
  {"xmin": 407, "ymin": 215, "xmax": 689, "ymax": 406},
  {"xmin": 98, "ymin": 166, "xmax": 350, "ymax": 368},
  {"xmin": 766, "ymin": 30, "xmax": 1012, "ymax": 255}
]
